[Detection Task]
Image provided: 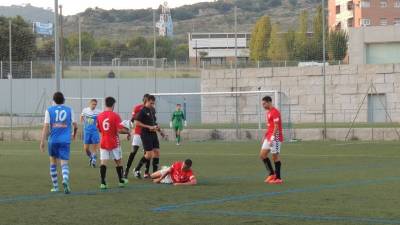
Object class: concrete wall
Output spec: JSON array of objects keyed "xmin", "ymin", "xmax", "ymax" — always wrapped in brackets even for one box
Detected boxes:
[
  {"xmin": 201, "ymin": 63, "xmax": 400, "ymax": 124},
  {"xmin": 349, "ymin": 25, "xmax": 400, "ymax": 65},
  {"xmin": 0, "ymin": 78, "xmax": 200, "ymax": 126}
]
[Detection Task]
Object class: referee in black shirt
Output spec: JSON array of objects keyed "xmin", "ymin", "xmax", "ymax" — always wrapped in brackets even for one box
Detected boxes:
[{"xmin": 133, "ymin": 95, "xmax": 164, "ymax": 178}]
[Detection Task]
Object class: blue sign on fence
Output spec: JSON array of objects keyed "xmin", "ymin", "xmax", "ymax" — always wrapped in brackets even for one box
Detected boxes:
[{"xmin": 34, "ymin": 22, "xmax": 53, "ymax": 36}]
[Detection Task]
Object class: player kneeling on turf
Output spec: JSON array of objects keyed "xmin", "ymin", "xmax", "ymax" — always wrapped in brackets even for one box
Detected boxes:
[
  {"xmin": 151, "ymin": 159, "xmax": 197, "ymax": 186},
  {"xmin": 97, "ymin": 97, "xmax": 131, "ymax": 189}
]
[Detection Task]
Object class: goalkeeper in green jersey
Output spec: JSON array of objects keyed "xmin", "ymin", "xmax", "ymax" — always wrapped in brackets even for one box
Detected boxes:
[{"xmin": 170, "ymin": 104, "xmax": 187, "ymax": 146}]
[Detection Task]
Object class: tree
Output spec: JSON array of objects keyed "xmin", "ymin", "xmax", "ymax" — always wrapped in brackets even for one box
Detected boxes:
[
  {"xmin": 65, "ymin": 32, "xmax": 96, "ymax": 61},
  {"xmin": 126, "ymin": 36, "xmax": 151, "ymax": 58},
  {"xmin": 249, "ymin": 16, "xmax": 272, "ymax": 61},
  {"xmin": 309, "ymin": 5, "xmax": 327, "ymax": 61},
  {"xmin": 174, "ymin": 44, "xmax": 189, "ymax": 62},
  {"xmin": 284, "ymin": 29, "xmax": 296, "ymax": 61},
  {"xmin": 0, "ymin": 16, "xmax": 36, "ymax": 61},
  {"xmin": 328, "ymin": 30, "xmax": 348, "ymax": 61},
  {"xmin": 294, "ymin": 10, "xmax": 310, "ymax": 61},
  {"xmin": 267, "ymin": 23, "xmax": 288, "ymax": 61}
]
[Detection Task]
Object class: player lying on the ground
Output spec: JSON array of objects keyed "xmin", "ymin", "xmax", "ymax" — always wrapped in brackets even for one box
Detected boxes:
[
  {"xmin": 170, "ymin": 103, "xmax": 187, "ymax": 146},
  {"xmin": 151, "ymin": 159, "xmax": 197, "ymax": 186},
  {"xmin": 80, "ymin": 99, "xmax": 101, "ymax": 168},
  {"xmin": 40, "ymin": 92, "xmax": 78, "ymax": 194},
  {"xmin": 97, "ymin": 96, "xmax": 131, "ymax": 189},
  {"xmin": 259, "ymin": 96, "xmax": 284, "ymax": 184}
]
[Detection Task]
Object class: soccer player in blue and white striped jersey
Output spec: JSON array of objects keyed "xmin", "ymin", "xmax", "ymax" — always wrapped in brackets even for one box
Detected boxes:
[
  {"xmin": 40, "ymin": 92, "xmax": 78, "ymax": 194},
  {"xmin": 80, "ymin": 99, "xmax": 101, "ymax": 168}
]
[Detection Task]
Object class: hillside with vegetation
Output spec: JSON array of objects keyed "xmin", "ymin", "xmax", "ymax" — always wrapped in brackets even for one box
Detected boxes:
[{"xmin": 63, "ymin": 0, "xmax": 320, "ymax": 42}]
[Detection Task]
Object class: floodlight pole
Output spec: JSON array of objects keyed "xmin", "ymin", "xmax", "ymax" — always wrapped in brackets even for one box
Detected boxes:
[
  {"xmin": 153, "ymin": 9, "xmax": 157, "ymax": 93},
  {"xmin": 322, "ymin": 0, "xmax": 327, "ymax": 140},
  {"xmin": 234, "ymin": 6, "xmax": 239, "ymax": 138},
  {"xmin": 78, "ymin": 17, "xmax": 83, "ymax": 114},
  {"xmin": 54, "ymin": 0, "xmax": 61, "ymax": 91},
  {"xmin": 9, "ymin": 20, "xmax": 13, "ymax": 140}
]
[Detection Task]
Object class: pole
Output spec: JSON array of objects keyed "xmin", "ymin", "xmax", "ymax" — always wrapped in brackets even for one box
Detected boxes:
[
  {"xmin": 322, "ymin": 0, "xmax": 327, "ymax": 140},
  {"xmin": 78, "ymin": 18, "xmax": 82, "ymax": 68},
  {"xmin": 54, "ymin": 0, "xmax": 60, "ymax": 91},
  {"xmin": 153, "ymin": 9, "xmax": 157, "ymax": 93},
  {"xmin": 59, "ymin": 5, "xmax": 64, "ymax": 79},
  {"xmin": 30, "ymin": 61, "xmax": 33, "ymax": 79},
  {"xmin": 195, "ymin": 40, "xmax": 198, "ymax": 68},
  {"xmin": 9, "ymin": 20, "xmax": 13, "ymax": 140},
  {"xmin": 257, "ymin": 87, "xmax": 262, "ymax": 141},
  {"xmin": 79, "ymin": 17, "xmax": 83, "ymax": 114},
  {"xmin": 1, "ymin": 61, "xmax": 3, "ymax": 79},
  {"xmin": 234, "ymin": 6, "xmax": 239, "ymax": 138}
]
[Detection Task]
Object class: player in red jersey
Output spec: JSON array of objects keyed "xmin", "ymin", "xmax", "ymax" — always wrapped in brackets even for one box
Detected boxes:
[
  {"xmin": 97, "ymin": 97, "xmax": 130, "ymax": 189},
  {"xmin": 259, "ymin": 96, "xmax": 284, "ymax": 184},
  {"xmin": 124, "ymin": 94, "xmax": 151, "ymax": 179},
  {"xmin": 151, "ymin": 159, "xmax": 197, "ymax": 186}
]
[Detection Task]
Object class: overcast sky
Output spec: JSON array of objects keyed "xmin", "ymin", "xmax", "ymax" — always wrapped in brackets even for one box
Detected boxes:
[{"xmin": 0, "ymin": 0, "xmax": 214, "ymax": 15}]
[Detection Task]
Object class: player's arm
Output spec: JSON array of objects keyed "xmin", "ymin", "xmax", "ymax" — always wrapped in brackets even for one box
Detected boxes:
[
  {"xmin": 40, "ymin": 110, "xmax": 50, "ymax": 152},
  {"xmin": 71, "ymin": 110, "xmax": 78, "ymax": 140},
  {"xmin": 174, "ymin": 176, "xmax": 197, "ymax": 186}
]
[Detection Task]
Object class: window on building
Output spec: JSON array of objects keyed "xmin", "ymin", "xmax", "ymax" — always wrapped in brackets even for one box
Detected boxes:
[
  {"xmin": 395, "ymin": 0, "xmax": 400, "ymax": 8},
  {"xmin": 380, "ymin": 18, "xmax": 388, "ymax": 26},
  {"xmin": 347, "ymin": 1, "xmax": 354, "ymax": 10},
  {"xmin": 380, "ymin": 0, "xmax": 388, "ymax": 8},
  {"xmin": 336, "ymin": 5, "xmax": 341, "ymax": 14},
  {"xmin": 360, "ymin": 18, "xmax": 371, "ymax": 26},
  {"xmin": 347, "ymin": 18, "xmax": 354, "ymax": 27},
  {"xmin": 335, "ymin": 22, "xmax": 342, "ymax": 30},
  {"xmin": 360, "ymin": 0, "xmax": 370, "ymax": 8},
  {"xmin": 395, "ymin": 18, "xmax": 400, "ymax": 25}
]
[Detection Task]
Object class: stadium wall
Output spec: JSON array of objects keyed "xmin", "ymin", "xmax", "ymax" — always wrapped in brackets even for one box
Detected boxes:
[{"xmin": 201, "ymin": 64, "xmax": 400, "ymax": 124}]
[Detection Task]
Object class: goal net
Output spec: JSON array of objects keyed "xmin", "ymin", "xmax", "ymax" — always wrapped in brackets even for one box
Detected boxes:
[{"xmin": 152, "ymin": 90, "xmax": 293, "ymax": 142}]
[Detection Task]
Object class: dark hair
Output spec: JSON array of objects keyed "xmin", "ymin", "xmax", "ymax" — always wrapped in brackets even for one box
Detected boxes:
[
  {"xmin": 143, "ymin": 93, "xmax": 150, "ymax": 102},
  {"xmin": 262, "ymin": 96, "xmax": 272, "ymax": 103},
  {"xmin": 176, "ymin": 103, "xmax": 181, "ymax": 106},
  {"xmin": 105, "ymin": 96, "xmax": 116, "ymax": 107},
  {"xmin": 147, "ymin": 95, "xmax": 156, "ymax": 102},
  {"xmin": 184, "ymin": 159, "xmax": 192, "ymax": 167},
  {"xmin": 53, "ymin": 92, "xmax": 65, "ymax": 104},
  {"xmin": 90, "ymin": 99, "xmax": 97, "ymax": 103}
]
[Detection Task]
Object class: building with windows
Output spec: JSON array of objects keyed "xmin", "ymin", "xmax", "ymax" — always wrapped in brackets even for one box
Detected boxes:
[
  {"xmin": 348, "ymin": 25, "xmax": 400, "ymax": 64},
  {"xmin": 188, "ymin": 33, "xmax": 251, "ymax": 65},
  {"xmin": 329, "ymin": 0, "xmax": 400, "ymax": 31}
]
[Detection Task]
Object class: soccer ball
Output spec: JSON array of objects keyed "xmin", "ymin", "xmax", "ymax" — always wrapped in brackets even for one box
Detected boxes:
[{"xmin": 120, "ymin": 120, "xmax": 133, "ymax": 131}]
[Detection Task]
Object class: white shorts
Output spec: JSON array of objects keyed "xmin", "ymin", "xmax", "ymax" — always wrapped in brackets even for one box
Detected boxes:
[
  {"xmin": 100, "ymin": 147, "xmax": 122, "ymax": 161},
  {"xmin": 160, "ymin": 166, "xmax": 173, "ymax": 184},
  {"xmin": 131, "ymin": 134, "xmax": 142, "ymax": 147},
  {"xmin": 261, "ymin": 140, "xmax": 281, "ymax": 154}
]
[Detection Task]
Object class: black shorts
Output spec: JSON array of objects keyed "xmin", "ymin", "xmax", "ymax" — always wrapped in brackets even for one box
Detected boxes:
[{"xmin": 141, "ymin": 132, "xmax": 160, "ymax": 151}]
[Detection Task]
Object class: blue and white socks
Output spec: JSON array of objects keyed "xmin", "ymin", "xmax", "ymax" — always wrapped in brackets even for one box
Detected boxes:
[
  {"xmin": 50, "ymin": 164, "xmax": 58, "ymax": 190},
  {"xmin": 61, "ymin": 164, "xmax": 70, "ymax": 184}
]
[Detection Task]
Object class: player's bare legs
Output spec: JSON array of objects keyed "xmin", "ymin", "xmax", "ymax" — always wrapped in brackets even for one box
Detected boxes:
[{"xmin": 260, "ymin": 148, "xmax": 276, "ymax": 183}]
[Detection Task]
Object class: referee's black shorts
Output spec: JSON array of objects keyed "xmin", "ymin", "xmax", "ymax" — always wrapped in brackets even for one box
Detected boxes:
[{"xmin": 141, "ymin": 132, "xmax": 160, "ymax": 151}]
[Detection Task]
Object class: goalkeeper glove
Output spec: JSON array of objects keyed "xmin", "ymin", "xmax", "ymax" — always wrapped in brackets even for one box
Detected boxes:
[
  {"xmin": 169, "ymin": 121, "xmax": 172, "ymax": 128},
  {"xmin": 184, "ymin": 121, "xmax": 187, "ymax": 127}
]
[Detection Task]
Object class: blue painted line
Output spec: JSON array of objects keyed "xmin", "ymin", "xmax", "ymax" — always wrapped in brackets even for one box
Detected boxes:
[
  {"xmin": 176, "ymin": 209, "xmax": 400, "ymax": 225},
  {"xmin": 152, "ymin": 176, "xmax": 400, "ymax": 212},
  {"xmin": 0, "ymin": 183, "xmax": 168, "ymax": 204}
]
